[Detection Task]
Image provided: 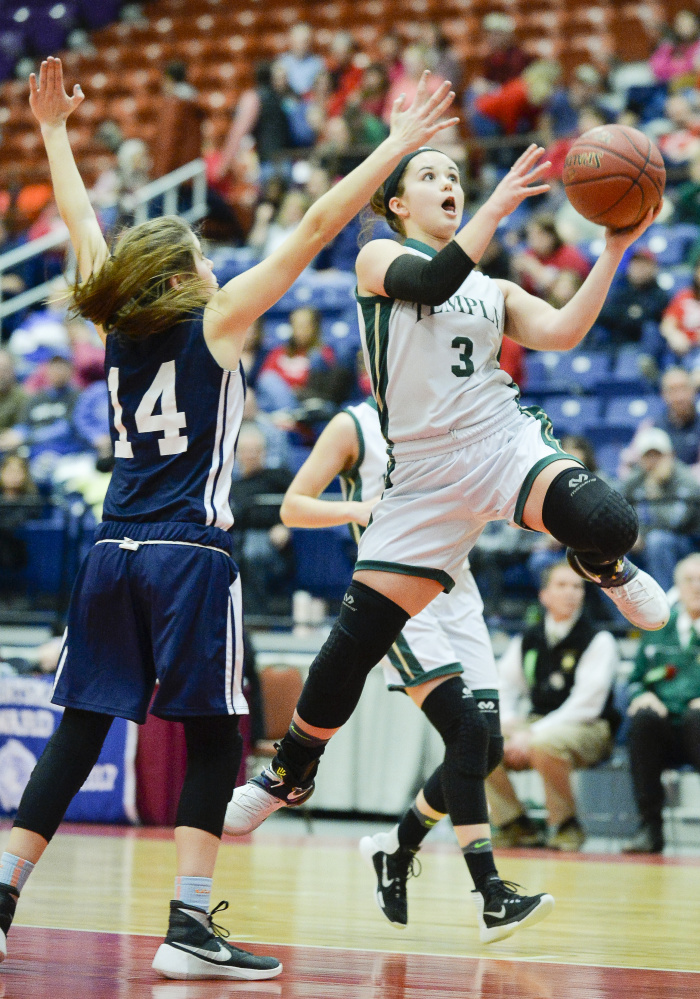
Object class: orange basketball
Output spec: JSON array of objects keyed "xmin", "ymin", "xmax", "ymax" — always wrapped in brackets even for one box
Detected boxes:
[{"xmin": 563, "ymin": 124, "xmax": 665, "ymax": 230}]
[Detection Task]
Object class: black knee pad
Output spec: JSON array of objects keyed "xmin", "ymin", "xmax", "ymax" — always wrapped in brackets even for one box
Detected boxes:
[
  {"xmin": 296, "ymin": 580, "xmax": 409, "ymax": 730},
  {"xmin": 474, "ymin": 693, "xmax": 503, "ymax": 775},
  {"xmin": 542, "ymin": 467, "xmax": 638, "ymax": 564},
  {"xmin": 176, "ymin": 715, "xmax": 242, "ymax": 837},
  {"xmin": 14, "ymin": 708, "xmax": 113, "ymax": 842},
  {"xmin": 422, "ymin": 678, "xmax": 491, "ymax": 826}
]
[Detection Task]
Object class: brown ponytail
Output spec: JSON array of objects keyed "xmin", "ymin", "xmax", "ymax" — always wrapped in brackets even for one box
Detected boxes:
[
  {"xmin": 358, "ymin": 181, "xmax": 407, "ymax": 246},
  {"xmin": 71, "ymin": 215, "xmax": 211, "ymax": 339}
]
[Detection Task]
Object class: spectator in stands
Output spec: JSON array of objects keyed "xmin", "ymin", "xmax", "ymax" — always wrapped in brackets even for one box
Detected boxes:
[
  {"xmin": 622, "ymin": 552, "xmax": 700, "ymax": 854},
  {"xmin": 418, "ymin": 23, "xmax": 462, "ymax": 92},
  {"xmin": 596, "ymin": 247, "xmax": 669, "ymax": 354},
  {"xmin": 382, "ymin": 46, "xmax": 442, "ymax": 126},
  {"xmin": 655, "ymin": 368, "xmax": 700, "ymax": 468},
  {"xmin": 656, "ymin": 94, "xmax": 700, "ymax": 169},
  {"xmin": 0, "ymin": 350, "xmax": 28, "ymax": 444},
  {"xmin": 546, "ymin": 65, "xmax": 609, "ymax": 141},
  {"xmin": 216, "ymin": 63, "xmax": 293, "ymax": 183},
  {"xmin": 278, "ymin": 23, "xmax": 325, "ymax": 98},
  {"xmin": 151, "ymin": 61, "xmax": 205, "ymax": 181},
  {"xmin": 478, "ymin": 12, "xmax": 532, "ymax": 86},
  {"xmin": 547, "ymin": 270, "xmax": 584, "ymax": 310},
  {"xmin": 622, "ymin": 427, "xmax": 700, "ymax": 592},
  {"xmin": 326, "ymin": 31, "xmax": 364, "ymax": 119},
  {"xmin": 487, "ymin": 561, "xmax": 619, "ymax": 851},
  {"xmin": 256, "ymin": 306, "xmax": 337, "ymax": 413},
  {"xmin": 660, "ymin": 259, "xmax": 700, "ymax": 363},
  {"xmin": 470, "ymin": 60, "xmax": 562, "ymax": 141},
  {"xmin": 512, "ymin": 214, "xmax": 591, "ymax": 299},
  {"xmin": 229, "ymin": 422, "xmax": 294, "ymax": 616},
  {"xmin": 650, "ymin": 10, "xmax": 700, "ymax": 86},
  {"xmin": 247, "ymin": 189, "xmax": 310, "ymax": 259},
  {"xmin": 0, "ymin": 453, "xmax": 41, "ymax": 574},
  {"xmin": 377, "ymin": 32, "xmax": 404, "ymax": 84},
  {"xmin": 13, "ymin": 349, "xmax": 82, "ymax": 477},
  {"xmin": 353, "ymin": 63, "xmax": 390, "ymax": 122},
  {"xmin": 239, "ymin": 318, "xmax": 267, "ymax": 389},
  {"xmin": 674, "ymin": 150, "xmax": 700, "ymax": 227},
  {"xmin": 239, "ymin": 387, "xmax": 291, "ymax": 474},
  {"xmin": 477, "ymin": 234, "xmax": 511, "ymax": 281}
]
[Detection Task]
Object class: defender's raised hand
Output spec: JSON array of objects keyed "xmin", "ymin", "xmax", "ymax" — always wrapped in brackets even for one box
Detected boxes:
[
  {"xmin": 29, "ymin": 56, "xmax": 84, "ymax": 129},
  {"xmin": 389, "ymin": 71, "xmax": 459, "ymax": 154}
]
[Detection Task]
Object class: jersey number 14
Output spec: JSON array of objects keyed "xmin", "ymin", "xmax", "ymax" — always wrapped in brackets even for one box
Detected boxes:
[{"xmin": 108, "ymin": 361, "xmax": 188, "ymax": 458}]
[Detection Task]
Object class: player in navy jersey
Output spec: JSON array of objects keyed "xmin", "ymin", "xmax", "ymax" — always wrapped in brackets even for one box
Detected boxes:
[{"xmin": 0, "ymin": 56, "xmax": 458, "ymax": 981}]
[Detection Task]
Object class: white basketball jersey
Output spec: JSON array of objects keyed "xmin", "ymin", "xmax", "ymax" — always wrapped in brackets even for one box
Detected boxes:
[
  {"xmin": 356, "ymin": 238, "xmax": 518, "ymax": 447},
  {"xmin": 339, "ymin": 398, "xmax": 388, "ymax": 544}
]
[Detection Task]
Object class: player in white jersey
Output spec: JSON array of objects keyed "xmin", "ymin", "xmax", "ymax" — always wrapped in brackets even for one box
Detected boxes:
[
  {"xmin": 234, "ymin": 396, "xmax": 518, "ymax": 930},
  {"xmin": 226, "ymin": 144, "xmax": 668, "ymax": 943}
]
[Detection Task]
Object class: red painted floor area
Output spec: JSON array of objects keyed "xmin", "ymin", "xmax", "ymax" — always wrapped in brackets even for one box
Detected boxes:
[{"xmin": 1, "ymin": 927, "xmax": 698, "ymax": 999}]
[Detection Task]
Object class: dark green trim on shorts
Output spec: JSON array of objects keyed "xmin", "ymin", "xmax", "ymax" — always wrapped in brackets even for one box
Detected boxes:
[
  {"xmin": 386, "ymin": 661, "xmax": 463, "ymax": 691},
  {"xmin": 513, "ymin": 405, "xmax": 584, "ymax": 528},
  {"xmin": 355, "ymin": 559, "xmax": 455, "ymax": 592},
  {"xmin": 472, "ymin": 689, "xmax": 500, "ymax": 700}
]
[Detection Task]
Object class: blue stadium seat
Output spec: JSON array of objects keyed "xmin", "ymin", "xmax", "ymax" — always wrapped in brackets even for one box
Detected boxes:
[
  {"xmin": 596, "ymin": 443, "xmax": 623, "ymax": 480},
  {"xmin": 640, "ymin": 224, "xmax": 700, "ymax": 267},
  {"xmin": 540, "ymin": 396, "xmax": 602, "ymax": 434},
  {"xmin": 605, "ymin": 396, "xmax": 665, "ymax": 428}
]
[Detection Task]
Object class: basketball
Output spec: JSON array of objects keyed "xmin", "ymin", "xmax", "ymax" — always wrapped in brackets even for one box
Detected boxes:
[{"xmin": 563, "ymin": 124, "xmax": 666, "ymax": 230}]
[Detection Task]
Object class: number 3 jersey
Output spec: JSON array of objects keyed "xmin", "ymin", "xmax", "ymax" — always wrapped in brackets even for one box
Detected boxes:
[
  {"xmin": 356, "ymin": 237, "xmax": 517, "ymax": 450},
  {"xmin": 103, "ymin": 312, "xmax": 244, "ymax": 529}
]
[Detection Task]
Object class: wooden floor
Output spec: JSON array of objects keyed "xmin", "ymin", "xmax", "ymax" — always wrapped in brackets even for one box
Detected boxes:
[{"xmin": 1, "ymin": 822, "xmax": 699, "ymax": 997}]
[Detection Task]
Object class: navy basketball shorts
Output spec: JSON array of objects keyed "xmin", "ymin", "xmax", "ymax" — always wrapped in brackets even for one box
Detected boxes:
[{"xmin": 52, "ymin": 521, "xmax": 249, "ymax": 723}]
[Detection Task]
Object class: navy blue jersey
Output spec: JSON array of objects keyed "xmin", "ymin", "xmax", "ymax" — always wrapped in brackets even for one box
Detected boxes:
[{"xmin": 103, "ymin": 312, "xmax": 244, "ymax": 530}]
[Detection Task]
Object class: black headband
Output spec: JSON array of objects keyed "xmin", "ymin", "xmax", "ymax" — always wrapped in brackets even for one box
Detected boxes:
[{"xmin": 383, "ymin": 147, "xmax": 443, "ymax": 213}]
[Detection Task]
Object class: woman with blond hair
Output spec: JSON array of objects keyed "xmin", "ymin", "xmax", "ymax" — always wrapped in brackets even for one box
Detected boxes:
[{"xmin": 0, "ymin": 56, "xmax": 457, "ymax": 982}]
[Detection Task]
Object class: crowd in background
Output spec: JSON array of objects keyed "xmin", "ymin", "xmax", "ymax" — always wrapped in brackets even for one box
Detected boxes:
[{"xmin": 2, "ymin": 6, "xmax": 700, "ymax": 618}]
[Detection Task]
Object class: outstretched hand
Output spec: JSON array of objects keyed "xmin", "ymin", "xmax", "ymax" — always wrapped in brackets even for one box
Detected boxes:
[
  {"xmin": 604, "ymin": 203, "xmax": 663, "ymax": 254},
  {"xmin": 29, "ymin": 56, "xmax": 84, "ymax": 128},
  {"xmin": 388, "ymin": 70, "xmax": 459, "ymax": 154},
  {"xmin": 486, "ymin": 144, "xmax": 551, "ymax": 218}
]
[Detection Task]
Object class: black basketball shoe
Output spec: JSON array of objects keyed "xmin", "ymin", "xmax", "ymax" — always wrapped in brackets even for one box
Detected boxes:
[
  {"xmin": 359, "ymin": 829, "xmax": 421, "ymax": 928},
  {"xmin": 151, "ymin": 900, "xmax": 282, "ymax": 980},
  {"xmin": 471, "ymin": 875, "xmax": 554, "ymax": 943},
  {"xmin": 0, "ymin": 884, "xmax": 18, "ymax": 961}
]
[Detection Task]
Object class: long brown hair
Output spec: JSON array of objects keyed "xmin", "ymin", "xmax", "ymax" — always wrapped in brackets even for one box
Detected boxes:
[
  {"xmin": 71, "ymin": 216, "xmax": 211, "ymax": 338},
  {"xmin": 359, "ymin": 180, "xmax": 408, "ymax": 246}
]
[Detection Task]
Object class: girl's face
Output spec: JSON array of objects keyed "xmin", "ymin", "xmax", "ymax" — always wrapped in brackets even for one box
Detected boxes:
[
  {"xmin": 191, "ymin": 236, "xmax": 219, "ymax": 297},
  {"xmin": 290, "ymin": 308, "xmax": 318, "ymax": 349},
  {"xmin": 390, "ymin": 151, "xmax": 464, "ymax": 243},
  {"xmin": 1, "ymin": 457, "xmax": 27, "ymax": 493}
]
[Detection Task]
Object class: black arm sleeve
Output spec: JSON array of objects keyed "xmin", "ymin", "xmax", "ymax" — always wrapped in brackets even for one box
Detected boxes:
[{"xmin": 382, "ymin": 240, "xmax": 476, "ymax": 306}]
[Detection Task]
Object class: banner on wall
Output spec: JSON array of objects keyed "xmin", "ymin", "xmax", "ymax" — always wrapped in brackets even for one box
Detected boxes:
[{"xmin": 0, "ymin": 676, "xmax": 137, "ymax": 824}]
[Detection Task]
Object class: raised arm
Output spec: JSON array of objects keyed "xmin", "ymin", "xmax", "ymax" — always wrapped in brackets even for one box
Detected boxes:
[
  {"xmin": 203, "ymin": 72, "xmax": 458, "ymax": 367},
  {"xmin": 29, "ymin": 58, "xmax": 109, "ymax": 293},
  {"xmin": 498, "ymin": 206, "xmax": 662, "ymax": 352},
  {"xmin": 280, "ymin": 413, "xmax": 377, "ymax": 529},
  {"xmin": 356, "ymin": 143, "xmax": 551, "ymax": 300}
]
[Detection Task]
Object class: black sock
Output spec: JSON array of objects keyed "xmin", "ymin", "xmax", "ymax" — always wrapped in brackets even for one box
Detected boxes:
[
  {"xmin": 276, "ymin": 724, "xmax": 328, "ymax": 783},
  {"xmin": 463, "ymin": 837, "xmax": 498, "ymax": 891},
  {"xmin": 397, "ymin": 803, "xmax": 440, "ymax": 850}
]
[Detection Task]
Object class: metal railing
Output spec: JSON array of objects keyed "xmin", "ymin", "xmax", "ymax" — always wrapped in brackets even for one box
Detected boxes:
[{"xmin": 0, "ymin": 158, "xmax": 208, "ymax": 335}]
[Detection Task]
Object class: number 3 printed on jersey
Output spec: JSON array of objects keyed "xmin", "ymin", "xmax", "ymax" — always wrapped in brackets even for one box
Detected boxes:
[{"xmin": 108, "ymin": 361, "xmax": 188, "ymax": 457}]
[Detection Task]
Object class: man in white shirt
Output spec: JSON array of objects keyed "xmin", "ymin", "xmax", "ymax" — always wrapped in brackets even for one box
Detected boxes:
[{"xmin": 487, "ymin": 561, "xmax": 620, "ymax": 850}]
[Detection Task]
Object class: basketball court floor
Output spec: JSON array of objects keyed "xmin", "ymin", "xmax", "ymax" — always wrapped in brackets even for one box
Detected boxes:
[{"xmin": 1, "ymin": 815, "xmax": 698, "ymax": 998}]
